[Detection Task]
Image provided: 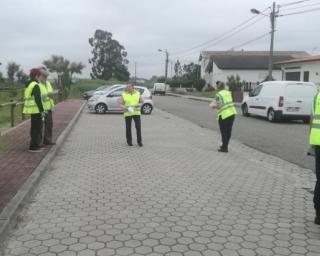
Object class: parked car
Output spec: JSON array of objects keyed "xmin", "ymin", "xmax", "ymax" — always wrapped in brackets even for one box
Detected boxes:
[
  {"xmin": 82, "ymin": 85, "xmax": 111, "ymax": 100},
  {"xmin": 93, "ymin": 84, "xmax": 124, "ymax": 96},
  {"xmin": 241, "ymin": 81, "xmax": 317, "ymax": 122},
  {"xmin": 153, "ymin": 83, "xmax": 166, "ymax": 95},
  {"xmin": 87, "ymin": 85, "xmax": 154, "ymax": 114}
]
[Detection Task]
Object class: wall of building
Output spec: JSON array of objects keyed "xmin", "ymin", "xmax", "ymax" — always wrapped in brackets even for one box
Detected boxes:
[
  {"xmin": 280, "ymin": 61, "xmax": 320, "ymax": 86},
  {"xmin": 201, "ymin": 59, "xmax": 282, "ymax": 88}
]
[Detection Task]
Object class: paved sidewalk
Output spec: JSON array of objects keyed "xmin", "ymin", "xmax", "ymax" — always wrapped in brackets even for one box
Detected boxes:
[
  {"xmin": 2, "ymin": 109, "xmax": 320, "ymax": 256},
  {"xmin": 0, "ymin": 100, "xmax": 84, "ymax": 212}
]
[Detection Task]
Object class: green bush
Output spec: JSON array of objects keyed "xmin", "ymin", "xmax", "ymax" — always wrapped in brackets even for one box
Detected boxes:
[
  {"xmin": 168, "ymin": 80, "xmax": 193, "ymax": 88},
  {"xmin": 194, "ymin": 79, "xmax": 206, "ymax": 92}
]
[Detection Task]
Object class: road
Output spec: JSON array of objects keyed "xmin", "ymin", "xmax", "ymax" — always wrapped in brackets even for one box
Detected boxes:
[{"xmin": 154, "ymin": 95, "xmax": 315, "ymax": 171}]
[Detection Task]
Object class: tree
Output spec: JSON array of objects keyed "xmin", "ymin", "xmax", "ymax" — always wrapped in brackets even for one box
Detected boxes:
[
  {"xmin": 43, "ymin": 55, "xmax": 71, "ymax": 99},
  {"xmin": 182, "ymin": 62, "xmax": 200, "ymax": 80},
  {"xmin": 7, "ymin": 62, "xmax": 20, "ymax": 84},
  {"xmin": 16, "ymin": 69, "xmax": 29, "ymax": 84},
  {"xmin": 0, "ymin": 71, "xmax": 4, "ymax": 83},
  {"xmin": 173, "ymin": 60, "xmax": 183, "ymax": 79},
  {"xmin": 89, "ymin": 29, "xmax": 130, "ymax": 81},
  {"xmin": 69, "ymin": 62, "xmax": 85, "ymax": 81},
  {"xmin": 227, "ymin": 74, "xmax": 242, "ymax": 91}
]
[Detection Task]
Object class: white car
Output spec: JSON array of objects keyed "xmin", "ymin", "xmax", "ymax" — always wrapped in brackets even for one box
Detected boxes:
[
  {"xmin": 93, "ymin": 84, "xmax": 124, "ymax": 96},
  {"xmin": 241, "ymin": 81, "xmax": 317, "ymax": 122},
  {"xmin": 153, "ymin": 83, "xmax": 166, "ymax": 95},
  {"xmin": 87, "ymin": 85, "xmax": 154, "ymax": 114}
]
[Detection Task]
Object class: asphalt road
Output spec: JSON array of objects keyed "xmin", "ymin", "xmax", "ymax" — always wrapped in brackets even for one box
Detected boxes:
[{"xmin": 154, "ymin": 95, "xmax": 315, "ymax": 171}]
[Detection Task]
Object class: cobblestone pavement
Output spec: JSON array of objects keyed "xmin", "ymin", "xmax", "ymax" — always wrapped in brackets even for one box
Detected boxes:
[
  {"xmin": 0, "ymin": 100, "xmax": 84, "ymax": 212},
  {"xmin": 2, "ymin": 109, "xmax": 320, "ymax": 256}
]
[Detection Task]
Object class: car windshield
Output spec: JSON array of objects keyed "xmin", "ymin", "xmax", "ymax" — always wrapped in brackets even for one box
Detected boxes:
[{"xmin": 95, "ymin": 85, "xmax": 109, "ymax": 91}]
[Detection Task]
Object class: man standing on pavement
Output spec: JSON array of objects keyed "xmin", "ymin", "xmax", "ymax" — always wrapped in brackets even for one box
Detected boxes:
[
  {"xmin": 119, "ymin": 84, "xmax": 143, "ymax": 147},
  {"xmin": 309, "ymin": 90, "xmax": 320, "ymax": 225},
  {"xmin": 23, "ymin": 68, "xmax": 46, "ymax": 152},
  {"xmin": 210, "ymin": 82, "xmax": 237, "ymax": 152},
  {"xmin": 39, "ymin": 67, "xmax": 55, "ymax": 145}
]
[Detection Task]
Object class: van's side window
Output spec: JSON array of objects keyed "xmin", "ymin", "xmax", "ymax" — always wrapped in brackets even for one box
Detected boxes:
[{"xmin": 251, "ymin": 85, "xmax": 263, "ymax": 97}]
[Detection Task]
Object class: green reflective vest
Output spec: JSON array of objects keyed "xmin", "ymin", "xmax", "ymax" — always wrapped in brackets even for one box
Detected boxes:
[
  {"xmin": 23, "ymin": 81, "xmax": 43, "ymax": 114},
  {"xmin": 122, "ymin": 91, "xmax": 141, "ymax": 117},
  {"xmin": 216, "ymin": 89, "xmax": 237, "ymax": 120},
  {"xmin": 309, "ymin": 92, "xmax": 320, "ymax": 145}
]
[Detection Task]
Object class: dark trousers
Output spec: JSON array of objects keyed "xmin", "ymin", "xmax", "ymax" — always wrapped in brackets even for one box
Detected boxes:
[
  {"xmin": 218, "ymin": 115, "xmax": 235, "ymax": 150},
  {"xmin": 44, "ymin": 110, "xmax": 53, "ymax": 144},
  {"xmin": 125, "ymin": 115, "xmax": 142, "ymax": 144},
  {"xmin": 314, "ymin": 146, "xmax": 320, "ymax": 210},
  {"xmin": 30, "ymin": 114, "xmax": 43, "ymax": 150}
]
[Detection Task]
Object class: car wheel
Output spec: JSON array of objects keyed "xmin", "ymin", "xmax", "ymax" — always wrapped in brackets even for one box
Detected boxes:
[
  {"xmin": 141, "ymin": 104, "xmax": 153, "ymax": 114},
  {"xmin": 95, "ymin": 103, "xmax": 107, "ymax": 114},
  {"xmin": 267, "ymin": 108, "xmax": 277, "ymax": 122},
  {"xmin": 242, "ymin": 104, "xmax": 250, "ymax": 117}
]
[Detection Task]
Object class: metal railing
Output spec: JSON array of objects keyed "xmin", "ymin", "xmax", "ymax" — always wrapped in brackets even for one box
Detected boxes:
[{"xmin": 0, "ymin": 90, "xmax": 61, "ymax": 127}]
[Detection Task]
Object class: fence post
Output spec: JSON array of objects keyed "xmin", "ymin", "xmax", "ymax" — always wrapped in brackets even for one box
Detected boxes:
[{"xmin": 10, "ymin": 100, "xmax": 15, "ymax": 127}]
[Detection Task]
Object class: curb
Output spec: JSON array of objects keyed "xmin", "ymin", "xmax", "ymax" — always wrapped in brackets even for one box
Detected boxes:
[
  {"xmin": 166, "ymin": 92, "xmax": 242, "ymax": 107},
  {"xmin": 0, "ymin": 102, "xmax": 86, "ymax": 253}
]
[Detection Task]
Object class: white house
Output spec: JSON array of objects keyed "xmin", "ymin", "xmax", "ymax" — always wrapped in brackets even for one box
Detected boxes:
[
  {"xmin": 199, "ymin": 51, "xmax": 309, "ymax": 89},
  {"xmin": 275, "ymin": 56, "xmax": 320, "ymax": 86}
]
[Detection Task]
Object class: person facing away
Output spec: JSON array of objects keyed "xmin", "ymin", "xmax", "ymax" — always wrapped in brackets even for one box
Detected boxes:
[
  {"xmin": 210, "ymin": 81, "xmax": 237, "ymax": 152},
  {"xmin": 309, "ymin": 89, "xmax": 320, "ymax": 225},
  {"xmin": 38, "ymin": 67, "xmax": 56, "ymax": 145},
  {"xmin": 23, "ymin": 68, "xmax": 46, "ymax": 152},
  {"xmin": 118, "ymin": 84, "xmax": 144, "ymax": 147}
]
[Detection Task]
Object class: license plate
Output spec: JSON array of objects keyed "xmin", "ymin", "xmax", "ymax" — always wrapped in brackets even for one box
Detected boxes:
[{"xmin": 287, "ymin": 107, "xmax": 300, "ymax": 112}]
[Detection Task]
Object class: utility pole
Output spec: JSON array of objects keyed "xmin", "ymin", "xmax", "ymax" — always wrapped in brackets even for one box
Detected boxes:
[
  {"xmin": 268, "ymin": 2, "xmax": 277, "ymax": 81},
  {"xmin": 165, "ymin": 49, "xmax": 169, "ymax": 85}
]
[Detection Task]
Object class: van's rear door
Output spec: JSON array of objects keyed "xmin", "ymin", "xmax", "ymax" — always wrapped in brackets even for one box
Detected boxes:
[{"xmin": 283, "ymin": 83, "xmax": 317, "ymax": 116}]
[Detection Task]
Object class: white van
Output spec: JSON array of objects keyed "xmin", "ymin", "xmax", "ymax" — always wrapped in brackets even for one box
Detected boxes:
[
  {"xmin": 241, "ymin": 81, "xmax": 317, "ymax": 122},
  {"xmin": 153, "ymin": 83, "xmax": 166, "ymax": 95}
]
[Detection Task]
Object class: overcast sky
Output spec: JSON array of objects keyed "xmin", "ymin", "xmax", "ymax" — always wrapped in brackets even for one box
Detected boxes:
[{"xmin": 0, "ymin": 0, "xmax": 319, "ymax": 79}]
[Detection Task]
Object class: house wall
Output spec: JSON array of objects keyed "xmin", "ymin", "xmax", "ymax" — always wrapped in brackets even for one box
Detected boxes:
[
  {"xmin": 201, "ymin": 59, "xmax": 282, "ymax": 88},
  {"xmin": 280, "ymin": 61, "xmax": 320, "ymax": 86}
]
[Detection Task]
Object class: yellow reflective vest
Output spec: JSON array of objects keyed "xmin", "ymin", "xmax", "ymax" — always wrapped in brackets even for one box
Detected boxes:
[
  {"xmin": 122, "ymin": 91, "xmax": 141, "ymax": 117},
  {"xmin": 309, "ymin": 92, "xmax": 320, "ymax": 145},
  {"xmin": 39, "ymin": 81, "xmax": 54, "ymax": 110},
  {"xmin": 216, "ymin": 89, "xmax": 237, "ymax": 120},
  {"xmin": 23, "ymin": 81, "xmax": 43, "ymax": 114}
]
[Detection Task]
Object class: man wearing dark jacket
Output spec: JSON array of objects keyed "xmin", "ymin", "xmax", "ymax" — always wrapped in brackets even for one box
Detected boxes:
[{"xmin": 23, "ymin": 68, "xmax": 46, "ymax": 152}]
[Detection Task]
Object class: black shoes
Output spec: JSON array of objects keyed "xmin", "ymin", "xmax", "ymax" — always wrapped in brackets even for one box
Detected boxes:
[
  {"xmin": 138, "ymin": 142, "xmax": 143, "ymax": 147},
  {"xmin": 127, "ymin": 142, "xmax": 133, "ymax": 146},
  {"xmin": 28, "ymin": 147, "xmax": 44, "ymax": 153},
  {"xmin": 44, "ymin": 142, "xmax": 56, "ymax": 146},
  {"xmin": 218, "ymin": 146, "xmax": 228, "ymax": 153},
  {"xmin": 315, "ymin": 209, "xmax": 320, "ymax": 225}
]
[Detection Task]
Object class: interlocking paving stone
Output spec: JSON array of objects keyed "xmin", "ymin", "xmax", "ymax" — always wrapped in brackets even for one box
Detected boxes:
[{"xmin": 2, "ymin": 109, "xmax": 320, "ymax": 255}]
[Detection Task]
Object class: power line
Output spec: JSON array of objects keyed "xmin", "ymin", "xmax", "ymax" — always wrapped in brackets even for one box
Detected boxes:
[
  {"xmin": 175, "ymin": 16, "xmax": 266, "ymax": 59},
  {"xmin": 171, "ymin": 7, "xmax": 270, "ymax": 56},
  {"xmin": 280, "ymin": 2, "xmax": 320, "ymax": 11},
  {"xmin": 279, "ymin": 6, "xmax": 320, "ymax": 16},
  {"xmin": 278, "ymin": 0, "xmax": 311, "ymax": 7},
  {"xmin": 229, "ymin": 32, "xmax": 271, "ymax": 50}
]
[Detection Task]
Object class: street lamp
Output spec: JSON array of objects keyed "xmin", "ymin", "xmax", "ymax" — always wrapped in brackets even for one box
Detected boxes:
[
  {"xmin": 158, "ymin": 49, "xmax": 169, "ymax": 85},
  {"xmin": 251, "ymin": 2, "xmax": 278, "ymax": 81}
]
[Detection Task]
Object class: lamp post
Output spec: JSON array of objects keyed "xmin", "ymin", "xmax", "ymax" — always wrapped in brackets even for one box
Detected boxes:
[
  {"xmin": 251, "ymin": 2, "xmax": 278, "ymax": 81},
  {"xmin": 158, "ymin": 49, "xmax": 169, "ymax": 85}
]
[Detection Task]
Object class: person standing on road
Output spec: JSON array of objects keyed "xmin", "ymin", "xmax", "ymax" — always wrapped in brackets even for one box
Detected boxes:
[
  {"xmin": 39, "ymin": 67, "xmax": 56, "ymax": 145},
  {"xmin": 119, "ymin": 84, "xmax": 144, "ymax": 147},
  {"xmin": 23, "ymin": 68, "xmax": 46, "ymax": 152},
  {"xmin": 210, "ymin": 82, "xmax": 237, "ymax": 152},
  {"xmin": 309, "ymin": 90, "xmax": 320, "ymax": 225}
]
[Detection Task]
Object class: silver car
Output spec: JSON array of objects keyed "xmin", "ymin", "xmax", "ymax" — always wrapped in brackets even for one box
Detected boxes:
[{"xmin": 87, "ymin": 85, "xmax": 154, "ymax": 114}]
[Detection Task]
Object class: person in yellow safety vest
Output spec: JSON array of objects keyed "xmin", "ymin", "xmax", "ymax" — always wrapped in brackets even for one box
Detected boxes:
[
  {"xmin": 23, "ymin": 68, "xmax": 47, "ymax": 152},
  {"xmin": 118, "ymin": 84, "xmax": 144, "ymax": 146},
  {"xmin": 309, "ymin": 90, "xmax": 320, "ymax": 225},
  {"xmin": 39, "ymin": 67, "xmax": 55, "ymax": 146},
  {"xmin": 210, "ymin": 81, "xmax": 237, "ymax": 153}
]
